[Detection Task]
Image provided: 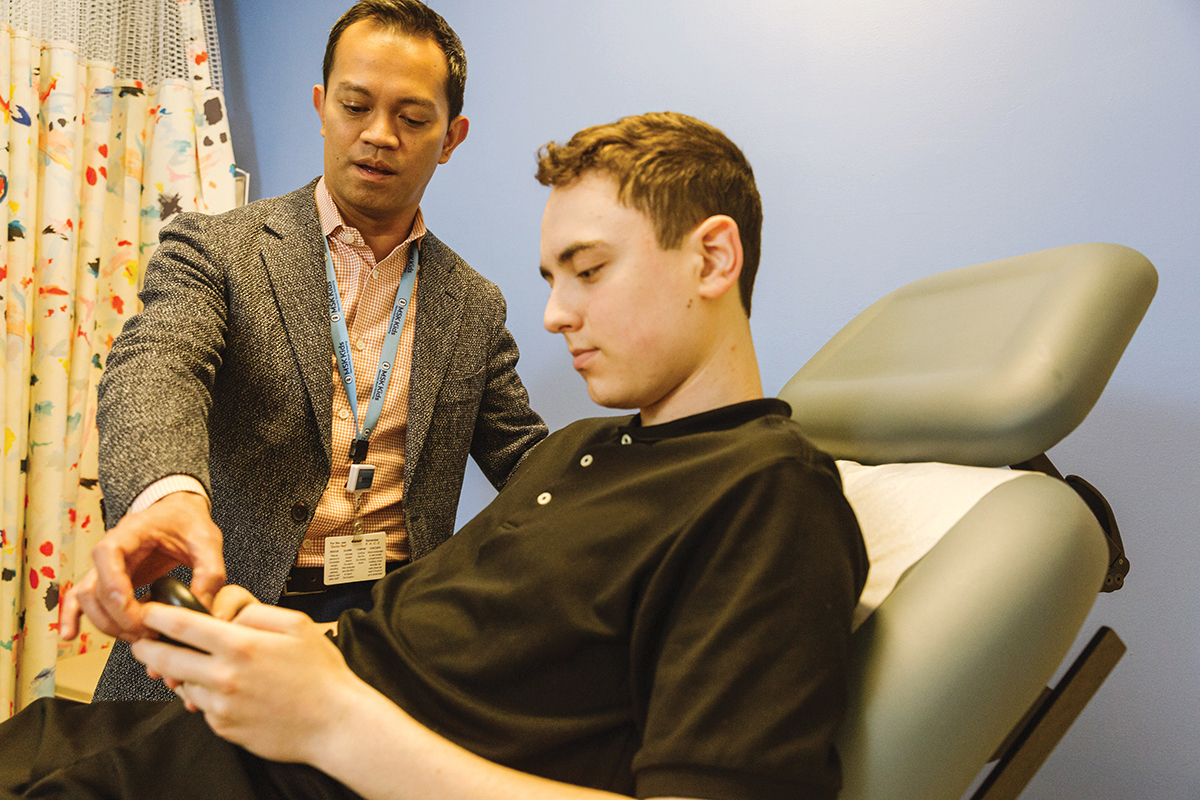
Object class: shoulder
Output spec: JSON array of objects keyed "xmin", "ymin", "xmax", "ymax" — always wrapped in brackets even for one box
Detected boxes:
[
  {"xmin": 158, "ymin": 180, "xmax": 320, "ymax": 243},
  {"xmin": 743, "ymin": 412, "xmax": 844, "ymax": 483},
  {"xmin": 420, "ymin": 230, "xmax": 502, "ymax": 299},
  {"xmin": 730, "ymin": 415, "xmax": 869, "ymax": 594},
  {"xmin": 669, "ymin": 408, "xmax": 866, "ymax": 582},
  {"xmin": 718, "ymin": 412, "xmax": 855, "ymax": 527},
  {"xmin": 677, "ymin": 405, "xmax": 845, "ymax": 492}
]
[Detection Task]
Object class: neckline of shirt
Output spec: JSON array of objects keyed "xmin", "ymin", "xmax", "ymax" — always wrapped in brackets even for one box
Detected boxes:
[
  {"xmin": 314, "ymin": 176, "xmax": 427, "ymax": 269},
  {"xmin": 618, "ymin": 398, "xmax": 791, "ymax": 442}
]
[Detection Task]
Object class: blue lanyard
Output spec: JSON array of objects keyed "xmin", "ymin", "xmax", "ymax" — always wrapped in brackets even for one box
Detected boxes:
[{"xmin": 324, "ymin": 236, "xmax": 419, "ymax": 463}]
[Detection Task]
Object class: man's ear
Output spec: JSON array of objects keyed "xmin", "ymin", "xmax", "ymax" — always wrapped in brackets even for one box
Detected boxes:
[
  {"xmin": 438, "ymin": 115, "xmax": 470, "ymax": 164},
  {"xmin": 693, "ymin": 215, "xmax": 744, "ymax": 301},
  {"xmin": 312, "ymin": 85, "xmax": 326, "ymax": 136}
]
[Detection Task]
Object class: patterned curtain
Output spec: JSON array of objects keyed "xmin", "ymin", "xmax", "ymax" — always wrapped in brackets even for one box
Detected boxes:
[{"xmin": 0, "ymin": 0, "xmax": 236, "ymax": 716}]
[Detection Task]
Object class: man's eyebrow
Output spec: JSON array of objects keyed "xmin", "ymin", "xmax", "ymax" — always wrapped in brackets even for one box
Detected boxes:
[
  {"xmin": 333, "ymin": 81, "xmax": 371, "ymax": 97},
  {"xmin": 332, "ymin": 82, "xmax": 438, "ymax": 110},
  {"xmin": 539, "ymin": 241, "xmax": 606, "ymax": 278},
  {"xmin": 556, "ymin": 240, "xmax": 603, "ymax": 266}
]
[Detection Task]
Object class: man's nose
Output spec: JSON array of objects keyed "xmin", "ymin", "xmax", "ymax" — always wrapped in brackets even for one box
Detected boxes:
[
  {"xmin": 543, "ymin": 287, "xmax": 580, "ymax": 333},
  {"xmin": 361, "ymin": 113, "xmax": 399, "ymax": 148}
]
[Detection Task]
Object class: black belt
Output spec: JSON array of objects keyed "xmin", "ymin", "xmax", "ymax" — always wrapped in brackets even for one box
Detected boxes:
[{"xmin": 282, "ymin": 560, "xmax": 408, "ymax": 596}]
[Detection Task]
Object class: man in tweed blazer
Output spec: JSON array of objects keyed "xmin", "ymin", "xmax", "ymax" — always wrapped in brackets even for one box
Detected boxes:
[
  {"xmin": 87, "ymin": 182, "xmax": 545, "ymax": 700},
  {"xmin": 60, "ymin": 0, "xmax": 547, "ymax": 700}
]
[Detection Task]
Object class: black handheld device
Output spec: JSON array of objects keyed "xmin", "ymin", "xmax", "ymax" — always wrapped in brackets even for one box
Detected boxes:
[{"xmin": 147, "ymin": 575, "xmax": 210, "ymax": 649}]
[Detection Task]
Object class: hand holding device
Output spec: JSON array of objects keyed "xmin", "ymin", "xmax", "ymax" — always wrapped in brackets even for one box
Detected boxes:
[{"xmin": 59, "ymin": 491, "xmax": 225, "ymax": 642}]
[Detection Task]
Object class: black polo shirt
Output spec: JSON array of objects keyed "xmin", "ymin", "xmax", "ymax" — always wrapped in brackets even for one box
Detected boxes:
[{"xmin": 339, "ymin": 398, "xmax": 868, "ymax": 800}]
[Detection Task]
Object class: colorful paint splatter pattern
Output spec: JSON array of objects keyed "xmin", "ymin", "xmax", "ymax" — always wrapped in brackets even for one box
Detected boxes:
[{"xmin": 0, "ymin": 1, "xmax": 236, "ymax": 716}]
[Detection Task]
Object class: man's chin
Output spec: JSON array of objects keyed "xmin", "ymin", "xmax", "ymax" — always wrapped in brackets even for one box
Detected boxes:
[{"xmin": 585, "ymin": 384, "xmax": 639, "ymax": 414}]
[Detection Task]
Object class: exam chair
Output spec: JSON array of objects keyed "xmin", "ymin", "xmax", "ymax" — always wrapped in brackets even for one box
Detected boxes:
[{"xmin": 778, "ymin": 243, "xmax": 1157, "ymax": 800}]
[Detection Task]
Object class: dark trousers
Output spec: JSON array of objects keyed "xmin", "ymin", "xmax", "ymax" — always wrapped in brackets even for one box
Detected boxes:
[{"xmin": 0, "ymin": 698, "xmax": 360, "ymax": 799}]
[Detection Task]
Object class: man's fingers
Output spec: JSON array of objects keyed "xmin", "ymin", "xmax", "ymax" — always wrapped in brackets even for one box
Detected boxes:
[
  {"xmin": 69, "ymin": 569, "xmax": 147, "ymax": 641},
  {"xmin": 77, "ymin": 493, "xmax": 227, "ymax": 639},
  {"xmin": 211, "ymin": 585, "xmax": 258, "ymax": 622},
  {"xmin": 58, "ymin": 580, "xmax": 87, "ymax": 641},
  {"xmin": 89, "ymin": 534, "xmax": 149, "ymax": 635},
  {"xmin": 181, "ymin": 508, "xmax": 227, "ymax": 607},
  {"xmin": 131, "ymin": 633, "xmax": 211, "ymax": 686},
  {"xmin": 78, "ymin": 592, "xmax": 142, "ymax": 642},
  {"xmin": 229, "ymin": 600, "xmax": 314, "ymax": 636},
  {"xmin": 173, "ymin": 682, "xmax": 201, "ymax": 713},
  {"xmin": 141, "ymin": 602, "xmax": 246, "ymax": 656},
  {"xmin": 188, "ymin": 558, "xmax": 226, "ymax": 610}
]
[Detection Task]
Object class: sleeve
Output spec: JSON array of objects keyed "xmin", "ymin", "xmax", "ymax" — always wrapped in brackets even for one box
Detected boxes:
[
  {"xmin": 127, "ymin": 476, "xmax": 210, "ymax": 515},
  {"xmin": 96, "ymin": 212, "xmax": 229, "ymax": 525},
  {"xmin": 467, "ymin": 289, "xmax": 548, "ymax": 490},
  {"xmin": 630, "ymin": 456, "xmax": 869, "ymax": 800}
]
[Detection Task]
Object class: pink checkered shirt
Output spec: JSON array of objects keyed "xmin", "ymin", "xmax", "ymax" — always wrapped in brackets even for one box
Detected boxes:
[{"xmin": 295, "ymin": 178, "xmax": 424, "ymax": 566}]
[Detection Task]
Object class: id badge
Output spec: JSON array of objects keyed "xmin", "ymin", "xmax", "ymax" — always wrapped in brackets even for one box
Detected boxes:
[{"xmin": 323, "ymin": 532, "xmax": 387, "ymax": 586}]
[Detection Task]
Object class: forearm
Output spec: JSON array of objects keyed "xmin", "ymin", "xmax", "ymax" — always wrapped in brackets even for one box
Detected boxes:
[
  {"xmin": 97, "ymin": 214, "xmax": 227, "ymax": 519},
  {"xmin": 314, "ymin": 679, "xmax": 629, "ymax": 800}
]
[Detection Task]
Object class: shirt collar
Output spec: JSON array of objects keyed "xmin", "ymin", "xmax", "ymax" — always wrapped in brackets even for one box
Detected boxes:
[
  {"xmin": 619, "ymin": 398, "xmax": 793, "ymax": 443},
  {"xmin": 315, "ymin": 176, "xmax": 427, "ymax": 253}
]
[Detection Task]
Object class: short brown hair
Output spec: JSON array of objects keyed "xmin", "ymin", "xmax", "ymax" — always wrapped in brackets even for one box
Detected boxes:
[
  {"xmin": 323, "ymin": 0, "xmax": 467, "ymax": 121},
  {"xmin": 536, "ymin": 112, "xmax": 763, "ymax": 316}
]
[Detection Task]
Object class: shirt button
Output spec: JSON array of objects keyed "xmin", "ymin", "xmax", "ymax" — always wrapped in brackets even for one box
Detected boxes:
[
  {"xmin": 537, "ymin": 492, "xmax": 552, "ymax": 505},
  {"xmin": 356, "ymin": 338, "xmax": 367, "ymax": 351},
  {"xmin": 621, "ymin": 434, "xmax": 632, "ymax": 445},
  {"xmin": 371, "ymin": 270, "xmax": 379, "ymax": 280},
  {"xmin": 580, "ymin": 454, "xmax": 593, "ymax": 467},
  {"xmin": 338, "ymin": 408, "xmax": 349, "ymax": 419},
  {"xmin": 337, "ymin": 230, "xmax": 355, "ymax": 244}
]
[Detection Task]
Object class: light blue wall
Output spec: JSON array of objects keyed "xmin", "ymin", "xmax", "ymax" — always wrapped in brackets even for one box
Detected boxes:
[{"xmin": 216, "ymin": 1, "xmax": 1199, "ymax": 795}]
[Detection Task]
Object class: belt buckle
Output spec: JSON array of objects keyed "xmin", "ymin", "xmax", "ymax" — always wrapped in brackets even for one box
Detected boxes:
[{"xmin": 281, "ymin": 569, "xmax": 327, "ymax": 597}]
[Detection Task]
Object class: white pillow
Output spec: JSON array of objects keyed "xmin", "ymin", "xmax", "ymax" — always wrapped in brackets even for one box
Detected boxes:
[{"xmin": 838, "ymin": 461, "xmax": 1024, "ymax": 630}]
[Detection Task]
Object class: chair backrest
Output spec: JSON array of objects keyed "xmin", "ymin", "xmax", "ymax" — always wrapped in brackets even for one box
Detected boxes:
[
  {"xmin": 834, "ymin": 468, "xmax": 1108, "ymax": 800},
  {"xmin": 779, "ymin": 243, "xmax": 1157, "ymax": 799}
]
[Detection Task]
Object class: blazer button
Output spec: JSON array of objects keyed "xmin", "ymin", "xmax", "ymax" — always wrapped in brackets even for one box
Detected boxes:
[{"xmin": 290, "ymin": 501, "xmax": 309, "ymax": 523}]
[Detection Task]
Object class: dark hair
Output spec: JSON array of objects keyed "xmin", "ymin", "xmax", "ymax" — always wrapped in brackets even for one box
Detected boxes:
[
  {"xmin": 322, "ymin": 0, "xmax": 467, "ymax": 121},
  {"xmin": 536, "ymin": 112, "xmax": 763, "ymax": 316}
]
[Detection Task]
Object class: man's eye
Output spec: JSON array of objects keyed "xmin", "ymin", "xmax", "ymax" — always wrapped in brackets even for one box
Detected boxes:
[
  {"xmin": 402, "ymin": 117, "xmax": 429, "ymax": 127},
  {"xmin": 577, "ymin": 265, "xmax": 603, "ymax": 281},
  {"xmin": 343, "ymin": 104, "xmax": 367, "ymax": 114}
]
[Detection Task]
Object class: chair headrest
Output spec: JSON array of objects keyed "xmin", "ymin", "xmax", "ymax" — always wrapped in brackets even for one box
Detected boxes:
[{"xmin": 780, "ymin": 243, "xmax": 1157, "ymax": 466}]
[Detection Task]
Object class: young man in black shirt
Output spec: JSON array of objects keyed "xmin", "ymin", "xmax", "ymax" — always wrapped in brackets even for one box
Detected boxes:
[{"xmin": 0, "ymin": 112, "xmax": 866, "ymax": 800}]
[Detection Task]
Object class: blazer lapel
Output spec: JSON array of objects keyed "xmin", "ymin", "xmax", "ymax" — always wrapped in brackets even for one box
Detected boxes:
[
  {"xmin": 261, "ymin": 182, "xmax": 334, "ymax": 467},
  {"xmin": 405, "ymin": 232, "xmax": 464, "ymax": 491}
]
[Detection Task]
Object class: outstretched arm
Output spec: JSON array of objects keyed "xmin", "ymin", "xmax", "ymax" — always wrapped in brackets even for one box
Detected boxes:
[
  {"xmin": 71, "ymin": 211, "xmax": 232, "ymax": 641},
  {"xmin": 132, "ymin": 591, "xmax": 689, "ymax": 800}
]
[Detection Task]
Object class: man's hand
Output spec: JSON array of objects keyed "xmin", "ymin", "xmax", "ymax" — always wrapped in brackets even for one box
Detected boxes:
[
  {"xmin": 59, "ymin": 492, "xmax": 225, "ymax": 642},
  {"xmin": 131, "ymin": 587, "xmax": 367, "ymax": 765}
]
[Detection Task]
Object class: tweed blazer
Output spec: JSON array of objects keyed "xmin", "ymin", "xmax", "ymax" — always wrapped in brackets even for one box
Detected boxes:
[{"xmin": 92, "ymin": 180, "xmax": 546, "ymax": 701}]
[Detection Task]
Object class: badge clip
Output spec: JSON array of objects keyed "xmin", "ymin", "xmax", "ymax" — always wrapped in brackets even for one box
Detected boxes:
[{"xmin": 346, "ymin": 463, "xmax": 375, "ymax": 493}]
